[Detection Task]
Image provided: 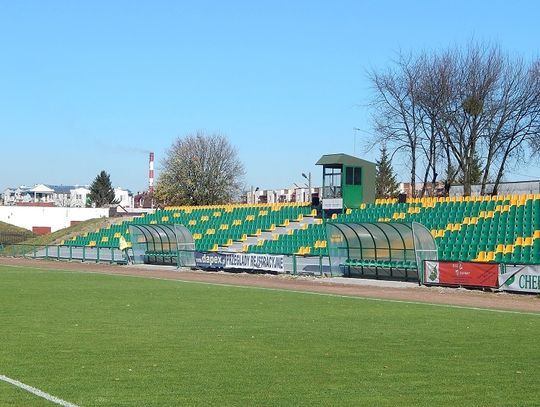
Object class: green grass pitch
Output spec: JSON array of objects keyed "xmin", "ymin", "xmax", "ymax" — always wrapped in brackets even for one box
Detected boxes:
[{"xmin": 0, "ymin": 265, "xmax": 539, "ymax": 406}]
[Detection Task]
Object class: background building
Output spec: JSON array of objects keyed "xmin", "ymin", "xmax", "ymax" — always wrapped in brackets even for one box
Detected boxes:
[{"xmin": 2, "ymin": 184, "xmax": 133, "ymax": 208}]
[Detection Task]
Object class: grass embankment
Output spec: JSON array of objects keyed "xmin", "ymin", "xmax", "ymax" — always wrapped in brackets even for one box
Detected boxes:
[
  {"xmin": 1, "ymin": 217, "xmax": 134, "ymax": 253},
  {"xmin": 0, "ymin": 221, "xmax": 35, "ymax": 244},
  {"xmin": 0, "ymin": 265, "xmax": 538, "ymax": 406},
  {"xmin": 18, "ymin": 217, "xmax": 117, "ymax": 247}
]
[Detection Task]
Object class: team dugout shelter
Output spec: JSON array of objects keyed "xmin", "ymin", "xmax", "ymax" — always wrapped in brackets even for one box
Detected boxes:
[
  {"xmin": 128, "ymin": 224, "xmax": 195, "ymax": 267},
  {"xmin": 326, "ymin": 222, "xmax": 438, "ymax": 282}
]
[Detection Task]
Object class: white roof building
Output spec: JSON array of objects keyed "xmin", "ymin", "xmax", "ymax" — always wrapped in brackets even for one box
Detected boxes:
[{"xmin": 2, "ymin": 184, "xmax": 133, "ymax": 208}]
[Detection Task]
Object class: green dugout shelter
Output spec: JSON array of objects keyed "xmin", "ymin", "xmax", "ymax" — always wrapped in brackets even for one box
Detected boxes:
[{"xmin": 316, "ymin": 153, "xmax": 376, "ymax": 211}]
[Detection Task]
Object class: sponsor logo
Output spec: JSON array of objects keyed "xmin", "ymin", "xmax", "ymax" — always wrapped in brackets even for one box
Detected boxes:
[{"xmin": 428, "ymin": 264, "xmax": 438, "ymax": 281}]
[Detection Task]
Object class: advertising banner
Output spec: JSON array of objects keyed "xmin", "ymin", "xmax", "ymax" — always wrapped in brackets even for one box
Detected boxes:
[
  {"xmin": 499, "ymin": 265, "xmax": 540, "ymax": 294},
  {"xmin": 224, "ymin": 253, "xmax": 284, "ymax": 273},
  {"xmin": 322, "ymin": 198, "xmax": 343, "ymax": 210},
  {"xmin": 424, "ymin": 261, "xmax": 499, "ymax": 288},
  {"xmin": 194, "ymin": 252, "xmax": 226, "ymax": 269},
  {"xmin": 195, "ymin": 252, "xmax": 285, "ymax": 273}
]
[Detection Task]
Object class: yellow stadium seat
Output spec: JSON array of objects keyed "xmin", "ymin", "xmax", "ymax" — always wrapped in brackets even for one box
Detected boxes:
[
  {"xmin": 504, "ymin": 245, "xmax": 514, "ymax": 254},
  {"xmin": 475, "ymin": 251, "xmax": 486, "ymax": 262}
]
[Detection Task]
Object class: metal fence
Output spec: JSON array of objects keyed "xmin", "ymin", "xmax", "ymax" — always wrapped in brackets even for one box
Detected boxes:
[
  {"xmin": 0, "ymin": 232, "xmax": 34, "ymax": 245},
  {"xmin": 0, "ymin": 244, "xmax": 127, "ymax": 263},
  {"xmin": 0, "ymin": 244, "xmax": 332, "ymax": 275}
]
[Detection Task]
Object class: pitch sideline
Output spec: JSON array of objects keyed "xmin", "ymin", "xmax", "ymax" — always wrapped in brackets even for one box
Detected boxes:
[{"xmin": 0, "ymin": 374, "xmax": 79, "ymax": 407}]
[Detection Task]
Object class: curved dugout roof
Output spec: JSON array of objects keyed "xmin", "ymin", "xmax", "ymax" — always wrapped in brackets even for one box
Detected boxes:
[
  {"xmin": 326, "ymin": 222, "xmax": 438, "ymax": 280},
  {"xmin": 128, "ymin": 224, "xmax": 195, "ymax": 267}
]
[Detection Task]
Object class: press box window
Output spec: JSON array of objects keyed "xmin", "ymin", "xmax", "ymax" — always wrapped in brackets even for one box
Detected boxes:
[{"xmin": 346, "ymin": 167, "xmax": 362, "ymax": 185}]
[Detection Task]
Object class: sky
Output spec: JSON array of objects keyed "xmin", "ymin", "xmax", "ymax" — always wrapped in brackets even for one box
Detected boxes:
[{"xmin": 1, "ymin": 0, "xmax": 540, "ymax": 193}]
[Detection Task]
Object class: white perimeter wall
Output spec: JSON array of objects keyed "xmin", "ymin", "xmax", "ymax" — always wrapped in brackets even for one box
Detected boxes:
[{"xmin": 0, "ymin": 206, "xmax": 109, "ymax": 232}]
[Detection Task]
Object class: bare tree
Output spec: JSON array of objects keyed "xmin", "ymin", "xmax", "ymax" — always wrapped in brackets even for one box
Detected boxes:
[
  {"xmin": 416, "ymin": 52, "xmax": 454, "ymax": 196},
  {"xmin": 368, "ymin": 42, "xmax": 540, "ymax": 196},
  {"xmin": 369, "ymin": 53, "xmax": 423, "ymax": 197},
  {"xmin": 478, "ymin": 58, "xmax": 540, "ymax": 194},
  {"xmin": 155, "ymin": 132, "xmax": 245, "ymax": 206}
]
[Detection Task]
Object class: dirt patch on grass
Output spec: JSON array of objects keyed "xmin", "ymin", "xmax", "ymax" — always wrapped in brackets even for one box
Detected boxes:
[{"xmin": 1, "ymin": 257, "xmax": 539, "ymax": 313}]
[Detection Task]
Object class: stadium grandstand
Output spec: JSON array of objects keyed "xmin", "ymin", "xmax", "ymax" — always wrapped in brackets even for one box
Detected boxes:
[
  {"xmin": 4, "ymin": 153, "xmax": 539, "ymax": 291},
  {"xmin": 60, "ymin": 193, "xmax": 540, "ymax": 265}
]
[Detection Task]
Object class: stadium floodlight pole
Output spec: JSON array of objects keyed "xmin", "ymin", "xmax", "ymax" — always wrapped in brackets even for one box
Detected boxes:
[{"xmin": 302, "ymin": 172, "xmax": 311, "ymax": 202}]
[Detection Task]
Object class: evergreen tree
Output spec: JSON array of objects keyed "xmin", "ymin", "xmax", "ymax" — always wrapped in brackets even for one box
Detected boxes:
[
  {"xmin": 88, "ymin": 170, "xmax": 117, "ymax": 207},
  {"xmin": 376, "ymin": 146, "xmax": 399, "ymax": 198},
  {"xmin": 469, "ymin": 151, "xmax": 483, "ymax": 185},
  {"xmin": 450, "ymin": 152, "xmax": 483, "ymax": 185}
]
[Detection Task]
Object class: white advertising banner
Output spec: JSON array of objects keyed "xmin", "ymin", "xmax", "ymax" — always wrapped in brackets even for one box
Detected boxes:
[
  {"xmin": 195, "ymin": 252, "xmax": 285, "ymax": 273},
  {"xmin": 224, "ymin": 253, "xmax": 285, "ymax": 273},
  {"xmin": 322, "ymin": 198, "xmax": 343, "ymax": 210},
  {"xmin": 498, "ymin": 265, "xmax": 540, "ymax": 294}
]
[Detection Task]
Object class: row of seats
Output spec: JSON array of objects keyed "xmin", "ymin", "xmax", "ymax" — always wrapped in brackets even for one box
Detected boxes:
[
  {"xmin": 245, "ymin": 223, "xmax": 328, "ymax": 256},
  {"xmin": 62, "ymin": 194, "xmax": 540, "ymax": 266},
  {"xmin": 63, "ymin": 203, "xmax": 313, "ymax": 253},
  {"xmin": 336, "ymin": 194, "xmax": 540, "ymax": 265}
]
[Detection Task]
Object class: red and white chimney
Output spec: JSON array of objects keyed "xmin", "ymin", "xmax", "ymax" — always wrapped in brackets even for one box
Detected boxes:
[{"xmin": 149, "ymin": 152, "xmax": 155, "ymax": 194}]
